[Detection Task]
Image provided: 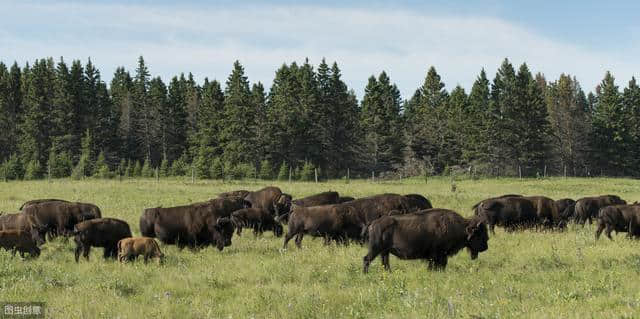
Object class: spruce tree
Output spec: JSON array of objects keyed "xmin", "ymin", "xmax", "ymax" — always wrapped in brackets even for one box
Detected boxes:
[{"xmin": 220, "ymin": 61, "xmax": 255, "ymax": 164}]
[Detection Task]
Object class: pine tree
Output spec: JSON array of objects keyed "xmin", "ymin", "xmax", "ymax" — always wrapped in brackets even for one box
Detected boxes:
[
  {"xmin": 0, "ymin": 63, "xmax": 23, "ymax": 161},
  {"xmin": 112, "ymin": 67, "xmax": 136, "ymax": 161},
  {"xmin": 132, "ymin": 56, "xmax": 153, "ymax": 162},
  {"xmin": 220, "ymin": 61, "xmax": 255, "ymax": 164},
  {"xmin": 210, "ymin": 157, "xmax": 224, "ymax": 179},
  {"xmin": 464, "ymin": 69, "xmax": 492, "ymax": 166},
  {"xmin": 277, "ymin": 162, "xmax": 288, "ymax": 181},
  {"xmin": 361, "ymin": 72, "xmax": 404, "ymax": 173},
  {"xmin": 165, "ymin": 76, "xmax": 188, "ymax": 162},
  {"xmin": 591, "ymin": 72, "xmax": 628, "ymax": 175},
  {"xmin": 546, "ymin": 74, "xmax": 591, "ymax": 176},
  {"xmin": 94, "ymin": 151, "xmax": 110, "ymax": 178},
  {"xmin": 623, "ymin": 77, "xmax": 640, "ymax": 175},
  {"xmin": 259, "ymin": 159, "xmax": 273, "ymax": 180},
  {"xmin": 193, "ymin": 79, "xmax": 224, "ymax": 159}
]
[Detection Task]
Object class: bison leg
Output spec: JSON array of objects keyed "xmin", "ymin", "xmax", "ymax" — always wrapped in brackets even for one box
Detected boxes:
[
  {"xmin": 381, "ymin": 253, "xmax": 391, "ymax": 271},
  {"xmin": 236, "ymin": 226, "xmax": 243, "ymax": 236},
  {"xmin": 489, "ymin": 224, "xmax": 496, "ymax": 235},
  {"xmin": 144, "ymin": 254, "xmax": 149, "ymax": 264},
  {"xmin": 294, "ymin": 233, "xmax": 304, "ymax": 249},
  {"xmin": 81, "ymin": 245, "xmax": 91, "ymax": 261},
  {"xmin": 283, "ymin": 231, "xmax": 295, "ymax": 249},
  {"xmin": 31, "ymin": 247, "xmax": 40, "ymax": 258},
  {"xmin": 595, "ymin": 222, "xmax": 605, "ymax": 240},
  {"xmin": 74, "ymin": 245, "xmax": 82, "ymax": 262},
  {"xmin": 628, "ymin": 219, "xmax": 636, "ymax": 239}
]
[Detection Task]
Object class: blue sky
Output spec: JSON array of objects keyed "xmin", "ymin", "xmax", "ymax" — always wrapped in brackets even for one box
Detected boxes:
[{"xmin": 1, "ymin": 0, "xmax": 638, "ymax": 98}]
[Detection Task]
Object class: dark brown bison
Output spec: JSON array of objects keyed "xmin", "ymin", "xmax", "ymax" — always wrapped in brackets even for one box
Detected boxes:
[
  {"xmin": 72, "ymin": 218, "xmax": 132, "ymax": 262},
  {"xmin": 140, "ymin": 198, "xmax": 240, "ymax": 250},
  {"xmin": 404, "ymin": 194, "xmax": 433, "ymax": 210},
  {"xmin": 22, "ymin": 201, "xmax": 102, "ymax": 238},
  {"xmin": 522, "ymin": 196, "xmax": 563, "ymax": 229},
  {"xmin": 282, "ymin": 204, "xmax": 359, "ymax": 248},
  {"xmin": 292, "ymin": 191, "xmax": 340, "ymax": 207},
  {"xmin": 339, "ymin": 193, "xmax": 419, "ymax": 236},
  {"xmin": 595, "ymin": 204, "xmax": 640, "ymax": 240},
  {"xmin": 117, "ymin": 237, "xmax": 164, "ymax": 264},
  {"xmin": 471, "ymin": 194, "xmax": 523, "ymax": 215},
  {"xmin": 575, "ymin": 195, "xmax": 626, "ymax": 225},
  {"xmin": 19, "ymin": 198, "xmax": 70, "ymax": 210},
  {"xmin": 337, "ymin": 196, "xmax": 355, "ymax": 203},
  {"xmin": 0, "ymin": 212, "xmax": 43, "ymax": 232},
  {"xmin": 245, "ymin": 186, "xmax": 292, "ymax": 217},
  {"xmin": 474, "ymin": 196, "xmax": 537, "ymax": 234},
  {"xmin": 140, "ymin": 197, "xmax": 248, "ymax": 239},
  {"xmin": 218, "ymin": 190, "xmax": 251, "ymax": 199},
  {"xmin": 555, "ymin": 198, "xmax": 576, "ymax": 221},
  {"xmin": 362, "ymin": 209, "xmax": 488, "ymax": 272},
  {"xmin": 230, "ymin": 208, "xmax": 283, "ymax": 237},
  {"xmin": 0, "ymin": 229, "xmax": 46, "ymax": 258}
]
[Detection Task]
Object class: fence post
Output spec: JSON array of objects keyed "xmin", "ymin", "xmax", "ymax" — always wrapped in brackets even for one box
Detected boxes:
[
  {"xmin": 544, "ymin": 165, "xmax": 547, "ymax": 178},
  {"xmin": 289, "ymin": 166, "xmax": 292, "ymax": 183},
  {"xmin": 372, "ymin": 171, "xmax": 375, "ymax": 183},
  {"xmin": 346, "ymin": 168, "xmax": 350, "ymax": 184},
  {"xmin": 314, "ymin": 168, "xmax": 318, "ymax": 183},
  {"xmin": 47, "ymin": 161, "xmax": 51, "ymax": 182},
  {"xmin": 155, "ymin": 168, "xmax": 159, "ymax": 182},
  {"xmin": 191, "ymin": 166, "xmax": 195, "ymax": 184},
  {"xmin": 564, "ymin": 165, "xmax": 567, "ymax": 178},
  {"xmin": 518, "ymin": 166, "xmax": 522, "ymax": 180}
]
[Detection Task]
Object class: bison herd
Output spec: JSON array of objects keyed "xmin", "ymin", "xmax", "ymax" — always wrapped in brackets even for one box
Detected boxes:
[{"xmin": 0, "ymin": 188, "xmax": 639, "ymax": 272}]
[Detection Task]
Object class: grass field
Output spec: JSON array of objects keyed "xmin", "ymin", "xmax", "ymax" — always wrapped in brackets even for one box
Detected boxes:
[{"xmin": 1, "ymin": 177, "xmax": 640, "ymax": 318}]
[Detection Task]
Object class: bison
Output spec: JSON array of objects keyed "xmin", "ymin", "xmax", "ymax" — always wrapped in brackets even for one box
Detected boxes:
[
  {"xmin": 474, "ymin": 196, "xmax": 537, "ymax": 234},
  {"xmin": 22, "ymin": 201, "xmax": 102, "ymax": 238},
  {"xmin": 230, "ymin": 208, "xmax": 283, "ymax": 237},
  {"xmin": 595, "ymin": 204, "xmax": 640, "ymax": 240},
  {"xmin": 404, "ymin": 194, "xmax": 433, "ymax": 210},
  {"xmin": 362, "ymin": 209, "xmax": 488, "ymax": 272},
  {"xmin": 0, "ymin": 229, "xmax": 45, "ymax": 258},
  {"xmin": 245, "ymin": 186, "xmax": 292, "ymax": 217},
  {"xmin": 19, "ymin": 198, "xmax": 70, "ymax": 210},
  {"xmin": 522, "ymin": 196, "xmax": 564, "ymax": 230},
  {"xmin": 555, "ymin": 198, "xmax": 576, "ymax": 222},
  {"xmin": 218, "ymin": 190, "xmax": 251, "ymax": 199},
  {"xmin": 282, "ymin": 204, "xmax": 359, "ymax": 248},
  {"xmin": 575, "ymin": 195, "xmax": 626, "ymax": 225},
  {"xmin": 72, "ymin": 218, "xmax": 132, "ymax": 262},
  {"xmin": 140, "ymin": 199, "xmax": 239, "ymax": 250},
  {"xmin": 339, "ymin": 193, "xmax": 420, "ymax": 236},
  {"xmin": 117, "ymin": 237, "xmax": 164, "ymax": 264},
  {"xmin": 292, "ymin": 191, "xmax": 340, "ymax": 207}
]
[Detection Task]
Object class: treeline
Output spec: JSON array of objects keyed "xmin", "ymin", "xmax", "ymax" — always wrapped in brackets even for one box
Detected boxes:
[{"xmin": 0, "ymin": 56, "xmax": 638, "ymax": 180}]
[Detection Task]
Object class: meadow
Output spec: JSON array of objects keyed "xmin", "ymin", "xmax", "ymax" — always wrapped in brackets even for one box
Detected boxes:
[{"xmin": 1, "ymin": 177, "xmax": 640, "ymax": 318}]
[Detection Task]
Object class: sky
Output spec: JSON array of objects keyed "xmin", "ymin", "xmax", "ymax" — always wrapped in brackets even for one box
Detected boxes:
[{"xmin": 1, "ymin": 0, "xmax": 639, "ymax": 98}]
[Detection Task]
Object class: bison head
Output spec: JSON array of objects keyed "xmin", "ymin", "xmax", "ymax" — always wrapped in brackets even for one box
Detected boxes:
[
  {"xmin": 274, "ymin": 193, "xmax": 292, "ymax": 216},
  {"xmin": 465, "ymin": 219, "xmax": 489, "ymax": 260},
  {"xmin": 212, "ymin": 217, "xmax": 235, "ymax": 251},
  {"xmin": 30, "ymin": 225, "xmax": 47, "ymax": 246}
]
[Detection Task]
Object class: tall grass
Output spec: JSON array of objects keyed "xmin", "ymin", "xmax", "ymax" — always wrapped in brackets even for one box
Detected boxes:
[{"xmin": 0, "ymin": 177, "xmax": 639, "ymax": 318}]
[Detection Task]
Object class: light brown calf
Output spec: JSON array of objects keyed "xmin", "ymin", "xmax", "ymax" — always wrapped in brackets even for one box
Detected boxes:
[{"xmin": 117, "ymin": 237, "xmax": 164, "ymax": 264}]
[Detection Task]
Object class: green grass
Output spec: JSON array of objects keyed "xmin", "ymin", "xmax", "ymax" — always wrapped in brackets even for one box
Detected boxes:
[{"xmin": 1, "ymin": 177, "xmax": 640, "ymax": 318}]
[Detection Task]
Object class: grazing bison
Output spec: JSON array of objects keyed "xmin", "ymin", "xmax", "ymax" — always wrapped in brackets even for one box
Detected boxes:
[
  {"xmin": 0, "ymin": 229, "xmax": 46, "ymax": 258},
  {"xmin": 337, "ymin": 196, "xmax": 355, "ymax": 203},
  {"xmin": 522, "ymin": 196, "xmax": 563, "ymax": 229},
  {"xmin": 404, "ymin": 194, "xmax": 433, "ymax": 210},
  {"xmin": 140, "ymin": 199, "xmax": 239, "ymax": 250},
  {"xmin": 362, "ymin": 209, "xmax": 488, "ymax": 272},
  {"xmin": 339, "ymin": 193, "xmax": 419, "ymax": 235},
  {"xmin": 245, "ymin": 187, "xmax": 292, "ymax": 217},
  {"xmin": 140, "ymin": 197, "xmax": 248, "ymax": 239},
  {"xmin": 595, "ymin": 204, "xmax": 640, "ymax": 240},
  {"xmin": 292, "ymin": 191, "xmax": 340, "ymax": 207},
  {"xmin": 19, "ymin": 198, "xmax": 70, "ymax": 210},
  {"xmin": 282, "ymin": 204, "xmax": 359, "ymax": 248},
  {"xmin": 230, "ymin": 208, "xmax": 283, "ymax": 237},
  {"xmin": 471, "ymin": 194, "xmax": 523, "ymax": 215},
  {"xmin": 117, "ymin": 237, "xmax": 164, "ymax": 264},
  {"xmin": 218, "ymin": 190, "xmax": 251, "ymax": 199},
  {"xmin": 22, "ymin": 201, "xmax": 102, "ymax": 238},
  {"xmin": 73, "ymin": 218, "xmax": 132, "ymax": 262},
  {"xmin": 555, "ymin": 198, "xmax": 576, "ymax": 221},
  {"xmin": 475, "ymin": 196, "xmax": 537, "ymax": 234},
  {"xmin": 0, "ymin": 212, "xmax": 43, "ymax": 233},
  {"xmin": 575, "ymin": 195, "xmax": 626, "ymax": 225}
]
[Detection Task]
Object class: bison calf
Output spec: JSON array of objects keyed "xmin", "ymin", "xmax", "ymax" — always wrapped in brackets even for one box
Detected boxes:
[
  {"xmin": 73, "ymin": 218, "xmax": 132, "ymax": 262},
  {"xmin": 117, "ymin": 237, "xmax": 164, "ymax": 264},
  {"xmin": 231, "ymin": 208, "xmax": 283, "ymax": 237},
  {"xmin": 363, "ymin": 209, "xmax": 488, "ymax": 272},
  {"xmin": 0, "ymin": 229, "xmax": 45, "ymax": 258}
]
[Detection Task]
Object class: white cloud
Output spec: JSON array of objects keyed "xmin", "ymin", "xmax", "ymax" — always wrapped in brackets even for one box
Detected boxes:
[{"xmin": 1, "ymin": 2, "xmax": 638, "ymax": 97}]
